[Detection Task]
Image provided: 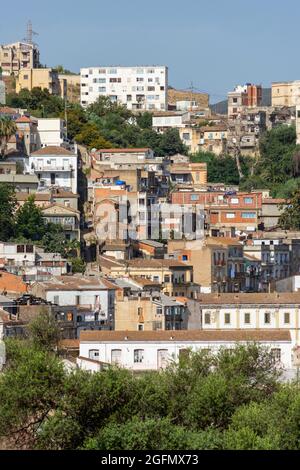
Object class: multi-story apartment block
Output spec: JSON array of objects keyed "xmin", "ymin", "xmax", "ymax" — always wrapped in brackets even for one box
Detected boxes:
[
  {"xmin": 80, "ymin": 66, "xmax": 168, "ymax": 110},
  {"xmin": 179, "ymin": 125, "xmax": 227, "ymax": 155},
  {"xmin": 0, "ymin": 42, "xmax": 40, "ymax": 75},
  {"xmin": 27, "ymin": 146, "xmax": 78, "ymax": 194},
  {"xmin": 171, "ymin": 190, "xmax": 262, "ymax": 237},
  {"xmin": 228, "ymin": 83, "xmax": 262, "ymax": 119},
  {"xmin": 168, "ymin": 237, "xmax": 245, "ymax": 294},
  {"xmin": 16, "ymin": 68, "xmax": 67, "ymax": 99},
  {"xmin": 152, "ymin": 111, "xmax": 190, "ymax": 131}
]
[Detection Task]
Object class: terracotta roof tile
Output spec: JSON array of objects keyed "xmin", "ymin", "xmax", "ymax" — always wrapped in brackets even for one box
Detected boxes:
[
  {"xmin": 31, "ymin": 146, "xmax": 75, "ymax": 156},
  {"xmin": 80, "ymin": 329, "xmax": 291, "ymax": 343}
]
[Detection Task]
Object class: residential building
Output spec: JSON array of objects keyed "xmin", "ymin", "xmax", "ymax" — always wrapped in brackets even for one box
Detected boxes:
[
  {"xmin": 16, "ymin": 68, "xmax": 67, "ymax": 99},
  {"xmin": 80, "ymin": 66, "xmax": 168, "ymax": 110},
  {"xmin": 15, "ymin": 115, "xmax": 39, "ymax": 155},
  {"xmin": 168, "ymin": 237, "xmax": 245, "ymax": 293},
  {"xmin": 0, "ymin": 41, "xmax": 40, "ymax": 75},
  {"xmin": 276, "ymin": 275, "xmax": 300, "ymax": 293},
  {"xmin": 271, "ymin": 81, "xmax": 300, "ymax": 107},
  {"xmin": 190, "ymin": 292, "xmax": 300, "ymax": 347},
  {"xmin": 260, "ymin": 197, "xmax": 287, "ymax": 230},
  {"xmin": 31, "ymin": 275, "xmax": 117, "ymax": 331},
  {"xmin": 228, "ymin": 84, "xmax": 262, "ymax": 119},
  {"xmin": 152, "ymin": 111, "xmax": 190, "ymax": 131},
  {"xmin": 133, "ymin": 240, "xmax": 166, "ymax": 259},
  {"xmin": 77, "ymin": 329, "xmax": 293, "ymax": 372},
  {"xmin": 98, "ymin": 256, "xmax": 200, "ymax": 299},
  {"xmin": 0, "ymin": 173, "xmax": 39, "ymax": 193},
  {"xmin": 169, "ymin": 162, "xmax": 207, "ymax": 186},
  {"xmin": 0, "ymin": 242, "xmax": 68, "ymax": 282},
  {"xmin": 115, "ymin": 288, "xmax": 187, "ymax": 331},
  {"xmin": 36, "ymin": 118, "xmax": 68, "ymax": 148},
  {"xmin": 41, "ymin": 204, "xmax": 80, "ymax": 241},
  {"xmin": 171, "ymin": 189, "xmax": 262, "ymax": 237},
  {"xmin": 179, "ymin": 125, "xmax": 227, "ymax": 155},
  {"xmin": 28, "ymin": 146, "xmax": 78, "ymax": 194}
]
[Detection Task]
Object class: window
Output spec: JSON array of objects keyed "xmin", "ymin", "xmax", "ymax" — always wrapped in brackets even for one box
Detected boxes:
[
  {"xmin": 67, "ymin": 312, "xmax": 73, "ymax": 321},
  {"xmin": 242, "ymin": 212, "xmax": 256, "ymax": 219},
  {"xmin": 53, "ymin": 295, "xmax": 59, "ymax": 304},
  {"xmin": 77, "ymin": 315, "xmax": 82, "ymax": 323},
  {"xmin": 89, "ymin": 349, "xmax": 99, "ymax": 360},
  {"xmin": 148, "ymin": 86, "xmax": 155, "ymax": 91},
  {"xmin": 153, "ymin": 276, "xmax": 160, "ymax": 282},
  {"xmin": 17, "ymin": 245, "xmax": 25, "ymax": 253},
  {"xmin": 138, "ymin": 324, "xmax": 144, "ymax": 331},
  {"xmin": 224, "ymin": 313, "xmax": 231, "ymax": 324},
  {"xmin": 164, "ymin": 275, "xmax": 170, "ymax": 283},
  {"xmin": 182, "ymin": 255, "xmax": 188, "ymax": 261},
  {"xmin": 138, "ymin": 307, "xmax": 143, "ymax": 316},
  {"xmin": 23, "ymin": 75, "xmax": 29, "ymax": 80},
  {"xmin": 204, "ymin": 313, "xmax": 211, "ymax": 324},
  {"xmin": 108, "ymin": 68, "xmax": 117, "ymax": 74},
  {"xmin": 284, "ymin": 312, "xmax": 290, "ymax": 324},
  {"xmin": 109, "ymin": 77, "xmax": 121, "ymax": 83},
  {"xmin": 190, "ymin": 194, "xmax": 199, "ymax": 201},
  {"xmin": 75, "ymin": 295, "xmax": 80, "ymax": 305},
  {"xmin": 244, "ymin": 313, "xmax": 251, "ymax": 324},
  {"xmin": 111, "ymin": 349, "xmax": 121, "ymax": 364},
  {"xmin": 230, "ymin": 198, "xmax": 239, "ymax": 204},
  {"xmin": 127, "ymin": 95, "xmax": 132, "ymax": 101},
  {"xmin": 233, "ymin": 98, "xmax": 238, "ymax": 103},
  {"xmin": 182, "ymin": 133, "xmax": 190, "ymax": 140},
  {"xmin": 26, "ymin": 245, "xmax": 34, "ymax": 253},
  {"xmin": 156, "ymin": 307, "xmax": 162, "ymax": 315},
  {"xmin": 264, "ymin": 312, "xmax": 271, "ymax": 324},
  {"xmin": 226, "ymin": 213, "xmax": 235, "ymax": 219},
  {"xmin": 98, "ymin": 87, "xmax": 106, "ymax": 92},
  {"xmin": 136, "ymin": 77, "xmax": 144, "ymax": 82},
  {"xmin": 134, "ymin": 349, "xmax": 144, "ymax": 363},
  {"xmin": 244, "ymin": 197, "xmax": 253, "ymax": 204},
  {"xmin": 271, "ymin": 348, "xmax": 281, "ymax": 363}
]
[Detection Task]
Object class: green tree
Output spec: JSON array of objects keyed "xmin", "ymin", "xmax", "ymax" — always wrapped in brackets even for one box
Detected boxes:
[
  {"xmin": 75, "ymin": 122, "xmax": 112, "ymax": 149},
  {"xmin": 278, "ymin": 189, "xmax": 300, "ymax": 229},
  {"xmin": 0, "ymin": 340, "xmax": 66, "ymax": 449},
  {"xmin": 70, "ymin": 257, "xmax": 86, "ymax": 274},
  {"xmin": 28, "ymin": 310, "xmax": 61, "ymax": 351},
  {"xmin": 0, "ymin": 116, "xmax": 17, "ymax": 157},
  {"xmin": 0, "ymin": 183, "xmax": 16, "ymax": 241},
  {"xmin": 15, "ymin": 195, "xmax": 46, "ymax": 241}
]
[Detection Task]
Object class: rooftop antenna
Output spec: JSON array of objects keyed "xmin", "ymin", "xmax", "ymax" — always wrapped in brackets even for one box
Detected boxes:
[{"xmin": 23, "ymin": 20, "xmax": 38, "ymax": 46}]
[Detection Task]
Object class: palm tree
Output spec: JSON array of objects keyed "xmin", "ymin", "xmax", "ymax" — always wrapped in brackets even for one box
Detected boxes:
[{"xmin": 0, "ymin": 116, "xmax": 17, "ymax": 158}]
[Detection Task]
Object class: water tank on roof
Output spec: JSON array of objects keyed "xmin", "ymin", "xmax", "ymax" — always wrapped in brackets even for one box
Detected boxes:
[{"xmin": 116, "ymin": 180, "xmax": 126, "ymax": 185}]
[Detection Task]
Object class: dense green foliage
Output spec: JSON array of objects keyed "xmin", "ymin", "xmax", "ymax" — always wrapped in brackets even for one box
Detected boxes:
[
  {"xmin": 6, "ymin": 90, "xmax": 187, "ymax": 156},
  {"xmin": 0, "ymin": 183, "xmax": 16, "ymax": 241},
  {"xmin": 1, "ymin": 335, "xmax": 298, "ymax": 450},
  {"xmin": 0, "ymin": 116, "xmax": 17, "ymax": 157},
  {"xmin": 278, "ymin": 189, "xmax": 300, "ymax": 230},
  {"xmin": 191, "ymin": 152, "xmax": 251, "ymax": 185}
]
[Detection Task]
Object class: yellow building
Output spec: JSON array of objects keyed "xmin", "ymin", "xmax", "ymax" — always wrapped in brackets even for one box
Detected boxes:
[
  {"xmin": 16, "ymin": 68, "xmax": 67, "ymax": 99},
  {"xmin": 179, "ymin": 126, "xmax": 227, "ymax": 155},
  {"xmin": 271, "ymin": 81, "xmax": 300, "ymax": 107}
]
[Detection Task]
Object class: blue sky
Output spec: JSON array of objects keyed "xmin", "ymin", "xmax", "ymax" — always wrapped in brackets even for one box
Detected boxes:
[{"xmin": 0, "ymin": 0, "xmax": 299, "ymax": 102}]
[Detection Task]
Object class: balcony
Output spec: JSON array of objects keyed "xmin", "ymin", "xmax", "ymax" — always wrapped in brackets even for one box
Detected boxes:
[{"xmin": 33, "ymin": 165, "xmax": 74, "ymax": 172}]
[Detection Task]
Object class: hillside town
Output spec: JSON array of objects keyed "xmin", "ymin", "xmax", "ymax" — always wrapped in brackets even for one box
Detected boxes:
[{"xmin": 1, "ymin": 23, "xmax": 300, "ymax": 381}]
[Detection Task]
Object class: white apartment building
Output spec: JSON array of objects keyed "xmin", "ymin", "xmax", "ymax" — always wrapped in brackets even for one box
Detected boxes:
[
  {"xmin": 27, "ymin": 146, "xmax": 77, "ymax": 194},
  {"xmin": 37, "ymin": 119, "xmax": 67, "ymax": 148},
  {"xmin": 80, "ymin": 66, "xmax": 168, "ymax": 110},
  {"xmin": 152, "ymin": 112, "xmax": 190, "ymax": 131},
  {"xmin": 77, "ymin": 329, "xmax": 293, "ymax": 372}
]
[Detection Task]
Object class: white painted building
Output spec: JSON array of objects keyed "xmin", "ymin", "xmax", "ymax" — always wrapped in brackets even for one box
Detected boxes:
[
  {"xmin": 37, "ymin": 118, "xmax": 67, "ymax": 148},
  {"xmin": 28, "ymin": 146, "xmax": 77, "ymax": 194},
  {"xmin": 152, "ymin": 112, "xmax": 190, "ymax": 131},
  {"xmin": 77, "ymin": 329, "xmax": 293, "ymax": 372},
  {"xmin": 80, "ymin": 66, "xmax": 168, "ymax": 110},
  {"xmin": 190, "ymin": 292, "xmax": 300, "ymax": 347}
]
